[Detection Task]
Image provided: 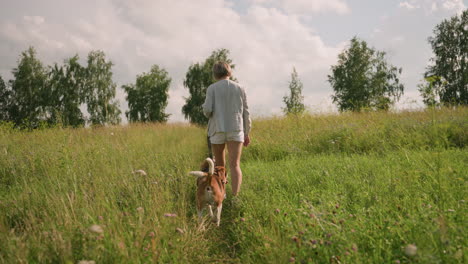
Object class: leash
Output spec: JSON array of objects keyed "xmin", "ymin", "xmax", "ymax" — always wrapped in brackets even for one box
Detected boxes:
[{"xmin": 206, "ymin": 135, "xmax": 213, "ymax": 159}]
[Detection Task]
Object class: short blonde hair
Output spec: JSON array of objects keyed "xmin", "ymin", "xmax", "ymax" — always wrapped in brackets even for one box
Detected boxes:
[{"xmin": 212, "ymin": 61, "xmax": 232, "ymax": 79}]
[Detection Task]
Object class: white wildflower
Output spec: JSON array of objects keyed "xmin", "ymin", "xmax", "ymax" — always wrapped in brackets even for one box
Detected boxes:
[
  {"xmin": 89, "ymin": 224, "xmax": 103, "ymax": 234},
  {"xmin": 133, "ymin": 169, "xmax": 147, "ymax": 176},
  {"xmin": 78, "ymin": 261, "xmax": 96, "ymax": 264},
  {"xmin": 404, "ymin": 244, "xmax": 417, "ymax": 257}
]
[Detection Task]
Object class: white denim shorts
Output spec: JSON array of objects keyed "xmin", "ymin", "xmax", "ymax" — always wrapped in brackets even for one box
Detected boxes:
[{"xmin": 210, "ymin": 131, "xmax": 244, "ymax": 144}]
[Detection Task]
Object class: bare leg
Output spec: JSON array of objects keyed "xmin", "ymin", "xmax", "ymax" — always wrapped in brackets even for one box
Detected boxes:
[
  {"xmin": 208, "ymin": 205, "xmax": 214, "ymax": 218},
  {"xmin": 197, "ymin": 208, "xmax": 203, "ymax": 225},
  {"xmin": 227, "ymin": 141, "xmax": 243, "ymax": 196},
  {"xmin": 215, "ymin": 204, "xmax": 223, "ymax": 226},
  {"xmin": 212, "ymin": 143, "xmax": 226, "ymax": 167}
]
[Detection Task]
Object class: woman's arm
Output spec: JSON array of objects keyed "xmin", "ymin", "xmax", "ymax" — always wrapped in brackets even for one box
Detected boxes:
[
  {"xmin": 242, "ymin": 87, "xmax": 251, "ymax": 137},
  {"xmin": 202, "ymin": 86, "xmax": 214, "ymax": 117}
]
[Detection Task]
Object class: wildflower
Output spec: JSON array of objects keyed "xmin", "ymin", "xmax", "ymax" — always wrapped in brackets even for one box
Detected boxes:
[
  {"xmin": 275, "ymin": 208, "xmax": 280, "ymax": 214},
  {"xmin": 291, "ymin": 236, "xmax": 299, "ymax": 242},
  {"xmin": 133, "ymin": 170, "xmax": 147, "ymax": 176},
  {"xmin": 289, "ymin": 257, "xmax": 295, "ymax": 262},
  {"xmin": 404, "ymin": 244, "xmax": 417, "ymax": 257},
  {"xmin": 351, "ymin": 244, "xmax": 358, "ymax": 252},
  {"xmin": 345, "ymin": 251, "xmax": 350, "ymax": 256},
  {"xmin": 78, "ymin": 261, "xmax": 96, "ymax": 264},
  {"xmin": 118, "ymin": 241, "xmax": 126, "ymax": 250},
  {"xmin": 240, "ymin": 217, "xmax": 246, "ymax": 222},
  {"xmin": 394, "ymin": 260, "xmax": 401, "ymax": 264},
  {"xmin": 89, "ymin": 225, "xmax": 103, "ymax": 234},
  {"xmin": 137, "ymin": 207, "xmax": 144, "ymax": 213},
  {"xmin": 310, "ymin": 239, "xmax": 317, "ymax": 245},
  {"xmin": 148, "ymin": 231, "xmax": 155, "ymax": 238},
  {"xmin": 98, "ymin": 216, "xmax": 104, "ymax": 221}
]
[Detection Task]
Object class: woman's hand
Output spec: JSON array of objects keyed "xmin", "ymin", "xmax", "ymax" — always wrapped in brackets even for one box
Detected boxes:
[{"xmin": 243, "ymin": 135, "xmax": 250, "ymax": 147}]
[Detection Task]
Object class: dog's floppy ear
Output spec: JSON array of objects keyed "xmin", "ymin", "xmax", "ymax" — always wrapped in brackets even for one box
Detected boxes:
[{"xmin": 189, "ymin": 171, "xmax": 208, "ymax": 178}]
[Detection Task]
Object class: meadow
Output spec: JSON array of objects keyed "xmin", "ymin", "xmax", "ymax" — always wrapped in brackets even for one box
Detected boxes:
[{"xmin": 0, "ymin": 108, "xmax": 466, "ymax": 263}]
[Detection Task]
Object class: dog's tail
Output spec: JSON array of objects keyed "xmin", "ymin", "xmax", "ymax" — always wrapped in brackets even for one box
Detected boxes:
[
  {"xmin": 205, "ymin": 157, "xmax": 214, "ymax": 175},
  {"xmin": 189, "ymin": 157, "xmax": 214, "ymax": 178}
]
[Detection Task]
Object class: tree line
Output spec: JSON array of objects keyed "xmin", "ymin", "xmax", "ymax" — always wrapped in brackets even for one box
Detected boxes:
[
  {"xmin": 0, "ymin": 10, "xmax": 466, "ymax": 129},
  {"xmin": 0, "ymin": 49, "xmax": 121, "ymax": 129}
]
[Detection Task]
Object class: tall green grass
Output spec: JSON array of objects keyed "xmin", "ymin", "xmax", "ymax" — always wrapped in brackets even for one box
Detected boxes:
[
  {"xmin": 246, "ymin": 108, "xmax": 466, "ymax": 160},
  {"xmin": 0, "ymin": 108, "xmax": 466, "ymax": 263}
]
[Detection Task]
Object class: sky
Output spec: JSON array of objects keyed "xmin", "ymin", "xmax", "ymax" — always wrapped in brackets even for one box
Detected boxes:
[{"xmin": 0, "ymin": 0, "xmax": 466, "ymax": 122}]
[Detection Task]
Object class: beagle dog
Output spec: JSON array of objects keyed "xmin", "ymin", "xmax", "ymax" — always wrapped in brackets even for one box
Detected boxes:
[{"xmin": 189, "ymin": 158, "xmax": 227, "ymax": 226}]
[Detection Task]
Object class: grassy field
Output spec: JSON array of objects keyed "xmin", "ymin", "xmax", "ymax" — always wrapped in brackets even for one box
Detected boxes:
[{"xmin": 0, "ymin": 108, "xmax": 466, "ymax": 263}]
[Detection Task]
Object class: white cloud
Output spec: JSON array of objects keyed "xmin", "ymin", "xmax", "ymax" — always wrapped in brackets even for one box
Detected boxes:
[
  {"xmin": 0, "ymin": 23, "xmax": 27, "ymax": 43},
  {"xmin": 2, "ymin": 0, "xmax": 462, "ymax": 122},
  {"xmin": 0, "ymin": 0, "xmax": 343, "ymax": 122},
  {"xmin": 391, "ymin": 36, "xmax": 405, "ymax": 44},
  {"xmin": 280, "ymin": 0, "xmax": 350, "ymax": 15},
  {"xmin": 249, "ymin": 0, "xmax": 350, "ymax": 15},
  {"xmin": 23, "ymin": 15, "xmax": 45, "ymax": 25},
  {"xmin": 399, "ymin": 0, "xmax": 466, "ymax": 14},
  {"xmin": 441, "ymin": 0, "xmax": 466, "ymax": 13},
  {"xmin": 399, "ymin": 2, "xmax": 419, "ymax": 10}
]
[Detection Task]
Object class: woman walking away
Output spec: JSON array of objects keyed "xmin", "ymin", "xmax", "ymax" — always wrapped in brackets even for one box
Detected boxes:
[{"xmin": 202, "ymin": 61, "xmax": 251, "ymax": 197}]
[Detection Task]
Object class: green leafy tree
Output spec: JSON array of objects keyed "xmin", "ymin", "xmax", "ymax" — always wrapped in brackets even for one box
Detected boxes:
[
  {"xmin": 283, "ymin": 67, "xmax": 305, "ymax": 115},
  {"xmin": 9, "ymin": 47, "xmax": 49, "ymax": 128},
  {"xmin": 182, "ymin": 48, "xmax": 235, "ymax": 125},
  {"xmin": 328, "ymin": 37, "xmax": 404, "ymax": 112},
  {"xmin": 423, "ymin": 10, "xmax": 467, "ymax": 106},
  {"xmin": 84, "ymin": 50, "xmax": 121, "ymax": 125},
  {"xmin": 417, "ymin": 76, "xmax": 447, "ymax": 108},
  {"xmin": 47, "ymin": 55, "xmax": 86, "ymax": 127},
  {"xmin": 0, "ymin": 75, "xmax": 11, "ymax": 121},
  {"xmin": 123, "ymin": 65, "xmax": 171, "ymax": 123}
]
